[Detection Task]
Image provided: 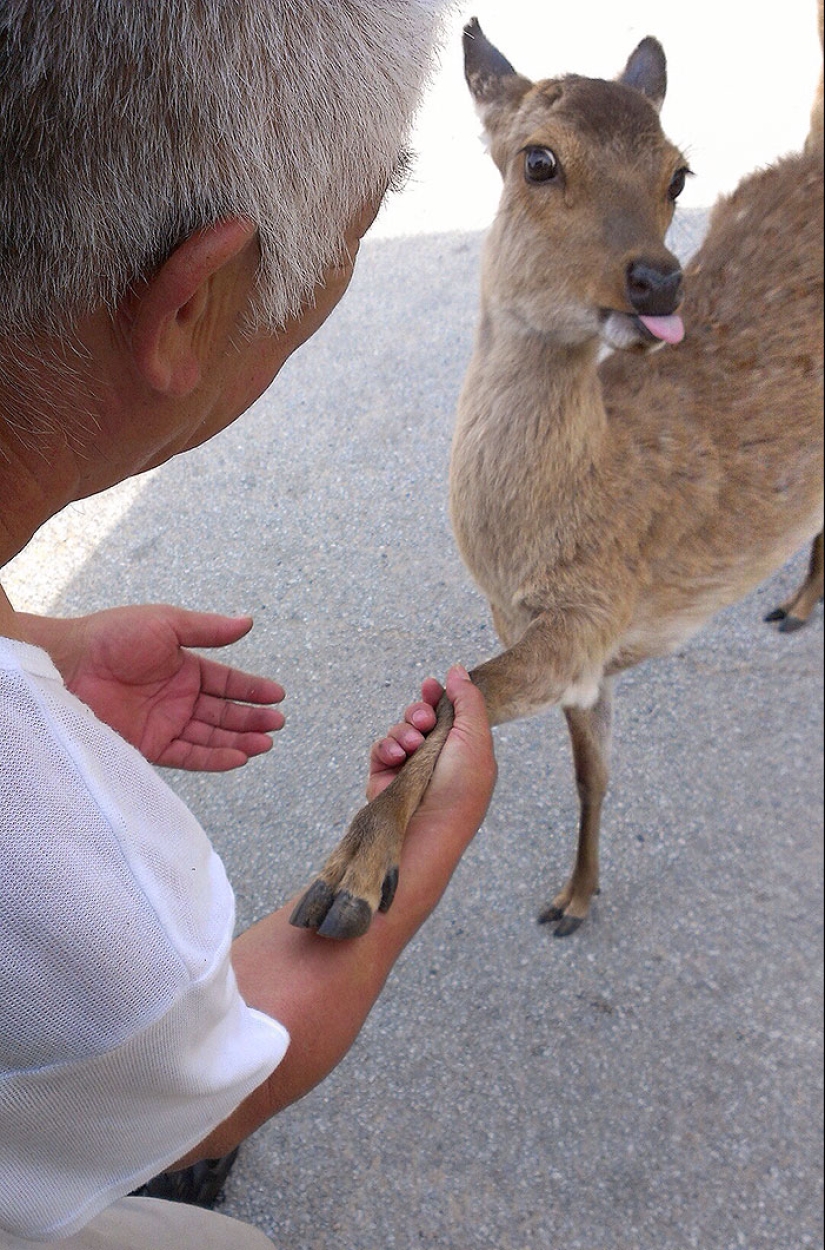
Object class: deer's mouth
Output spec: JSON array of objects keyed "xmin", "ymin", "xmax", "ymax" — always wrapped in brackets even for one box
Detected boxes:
[
  {"xmin": 637, "ymin": 313, "xmax": 685, "ymax": 344},
  {"xmin": 599, "ymin": 309, "xmax": 685, "ymax": 353}
]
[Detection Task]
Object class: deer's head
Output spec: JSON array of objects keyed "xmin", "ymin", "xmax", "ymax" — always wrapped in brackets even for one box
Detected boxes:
[{"xmin": 464, "ymin": 19, "xmax": 690, "ymax": 353}]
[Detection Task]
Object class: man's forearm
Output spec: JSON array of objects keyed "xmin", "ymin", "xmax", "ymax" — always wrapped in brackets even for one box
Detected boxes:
[
  {"xmin": 174, "ymin": 809, "xmax": 479, "ymax": 1165},
  {"xmin": 171, "ymin": 896, "xmax": 411, "ymax": 1167},
  {"xmin": 162, "ymin": 666, "xmax": 496, "ymax": 1169}
]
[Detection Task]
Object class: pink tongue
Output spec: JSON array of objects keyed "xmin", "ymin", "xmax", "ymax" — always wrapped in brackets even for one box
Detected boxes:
[{"xmin": 639, "ymin": 313, "xmax": 685, "ymax": 345}]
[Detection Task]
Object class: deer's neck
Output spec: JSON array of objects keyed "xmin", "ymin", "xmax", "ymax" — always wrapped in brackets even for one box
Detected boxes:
[
  {"xmin": 464, "ymin": 305, "xmax": 609, "ymax": 471},
  {"xmin": 451, "ymin": 304, "xmax": 613, "ymax": 621}
]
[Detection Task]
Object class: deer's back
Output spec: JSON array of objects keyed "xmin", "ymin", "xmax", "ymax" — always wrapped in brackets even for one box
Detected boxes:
[{"xmin": 600, "ymin": 147, "xmax": 823, "ymax": 656}]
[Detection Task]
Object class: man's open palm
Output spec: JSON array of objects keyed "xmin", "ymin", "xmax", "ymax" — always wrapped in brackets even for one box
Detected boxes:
[{"xmin": 54, "ymin": 605, "xmax": 285, "ymax": 771}]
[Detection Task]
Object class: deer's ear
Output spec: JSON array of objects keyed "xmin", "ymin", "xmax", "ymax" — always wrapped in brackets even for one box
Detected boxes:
[
  {"xmin": 463, "ymin": 18, "xmax": 531, "ymax": 126},
  {"xmin": 618, "ymin": 37, "xmax": 667, "ymax": 112}
]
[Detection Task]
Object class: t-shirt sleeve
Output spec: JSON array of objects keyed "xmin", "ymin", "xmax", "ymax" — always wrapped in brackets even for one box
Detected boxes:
[
  {"xmin": 0, "ymin": 640, "xmax": 289, "ymax": 1242},
  {"xmin": 0, "ymin": 946, "xmax": 289, "ymax": 1242}
]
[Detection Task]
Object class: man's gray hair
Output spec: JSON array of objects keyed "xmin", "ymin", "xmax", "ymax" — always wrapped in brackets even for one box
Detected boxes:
[{"xmin": 0, "ymin": 0, "xmax": 451, "ymax": 338}]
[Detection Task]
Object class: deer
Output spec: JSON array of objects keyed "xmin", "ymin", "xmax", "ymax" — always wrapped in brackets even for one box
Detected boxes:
[{"xmin": 290, "ymin": 17, "xmax": 824, "ymax": 941}]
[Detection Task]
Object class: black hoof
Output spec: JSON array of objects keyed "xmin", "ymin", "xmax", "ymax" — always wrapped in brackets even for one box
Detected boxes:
[
  {"xmin": 764, "ymin": 607, "xmax": 787, "ymax": 623},
  {"xmin": 290, "ymin": 880, "xmax": 335, "ymax": 930},
  {"xmin": 553, "ymin": 915, "xmax": 584, "ymax": 938},
  {"xmin": 538, "ymin": 905, "xmax": 565, "ymax": 925},
  {"xmin": 537, "ymin": 905, "xmax": 585, "ymax": 936},
  {"xmin": 317, "ymin": 891, "xmax": 373, "ymax": 940},
  {"xmin": 379, "ymin": 868, "xmax": 399, "ymax": 914}
]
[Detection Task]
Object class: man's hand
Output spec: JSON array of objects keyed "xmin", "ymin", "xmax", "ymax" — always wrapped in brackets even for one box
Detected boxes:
[
  {"xmin": 366, "ymin": 665, "xmax": 497, "ymax": 923},
  {"xmin": 367, "ymin": 675, "xmax": 443, "ymax": 802},
  {"xmin": 18, "ymin": 605, "xmax": 284, "ymax": 771},
  {"xmin": 368, "ymin": 667, "xmax": 495, "ymax": 826}
]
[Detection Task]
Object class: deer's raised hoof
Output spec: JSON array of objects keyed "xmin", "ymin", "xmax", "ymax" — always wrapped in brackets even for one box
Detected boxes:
[
  {"xmin": 290, "ymin": 881, "xmax": 375, "ymax": 939},
  {"xmin": 289, "ymin": 880, "xmax": 336, "ymax": 931},
  {"xmin": 317, "ymin": 891, "xmax": 374, "ymax": 940},
  {"xmin": 379, "ymin": 867, "xmax": 400, "ymax": 913},
  {"xmin": 290, "ymin": 869, "xmax": 398, "ymax": 940},
  {"xmin": 290, "ymin": 797, "xmax": 404, "ymax": 939},
  {"xmin": 290, "ymin": 864, "xmax": 399, "ymax": 940}
]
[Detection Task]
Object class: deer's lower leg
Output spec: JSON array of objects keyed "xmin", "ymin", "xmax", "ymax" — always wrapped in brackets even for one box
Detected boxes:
[
  {"xmin": 540, "ymin": 679, "xmax": 614, "ymax": 936},
  {"xmin": 290, "ymin": 695, "xmax": 455, "ymax": 938},
  {"xmin": 765, "ymin": 531, "xmax": 824, "ymax": 631}
]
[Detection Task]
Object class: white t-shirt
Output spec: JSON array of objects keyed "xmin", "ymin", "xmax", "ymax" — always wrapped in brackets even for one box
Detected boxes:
[{"xmin": 0, "ymin": 638, "xmax": 290, "ymax": 1243}]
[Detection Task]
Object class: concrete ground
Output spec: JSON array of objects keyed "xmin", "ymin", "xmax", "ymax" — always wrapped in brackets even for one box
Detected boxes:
[{"xmin": 6, "ymin": 5, "xmax": 823, "ymax": 1249}]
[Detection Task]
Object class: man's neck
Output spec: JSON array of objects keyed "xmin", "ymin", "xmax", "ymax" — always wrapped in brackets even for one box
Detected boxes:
[
  {"xmin": 0, "ymin": 316, "xmax": 131, "ymax": 571},
  {"xmin": 0, "ymin": 426, "xmax": 83, "ymax": 565}
]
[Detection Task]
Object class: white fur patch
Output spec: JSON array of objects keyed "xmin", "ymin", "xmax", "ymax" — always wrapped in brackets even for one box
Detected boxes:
[
  {"xmin": 600, "ymin": 311, "xmax": 665, "ymax": 354},
  {"xmin": 560, "ymin": 678, "xmax": 602, "ymax": 710}
]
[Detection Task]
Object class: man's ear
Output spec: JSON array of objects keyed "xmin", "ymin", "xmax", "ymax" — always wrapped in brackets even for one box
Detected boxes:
[{"xmin": 126, "ymin": 218, "xmax": 258, "ymax": 397}]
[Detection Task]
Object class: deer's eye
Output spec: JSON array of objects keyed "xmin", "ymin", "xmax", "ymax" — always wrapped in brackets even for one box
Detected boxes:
[
  {"xmin": 524, "ymin": 146, "xmax": 560, "ymax": 184},
  {"xmin": 668, "ymin": 166, "xmax": 690, "ymax": 201}
]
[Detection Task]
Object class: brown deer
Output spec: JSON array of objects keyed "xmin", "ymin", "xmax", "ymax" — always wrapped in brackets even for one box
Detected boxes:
[{"xmin": 291, "ymin": 17, "xmax": 824, "ymax": 940}]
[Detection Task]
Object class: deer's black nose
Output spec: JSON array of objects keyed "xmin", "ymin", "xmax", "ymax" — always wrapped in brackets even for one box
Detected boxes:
[{"xmin": 626, "ymin": 259, "xmax": 684, "ymax": 316}]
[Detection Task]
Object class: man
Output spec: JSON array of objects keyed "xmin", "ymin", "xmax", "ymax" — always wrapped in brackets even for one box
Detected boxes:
[{"xmin": 0, "ymin": 3, "xmax": 496, "ymax": 1246}]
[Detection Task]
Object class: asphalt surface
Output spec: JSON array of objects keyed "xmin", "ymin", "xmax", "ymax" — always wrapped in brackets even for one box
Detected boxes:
[{"xmin": 6, "ymin": 7, "xmax": 823, "ymax": 1249}]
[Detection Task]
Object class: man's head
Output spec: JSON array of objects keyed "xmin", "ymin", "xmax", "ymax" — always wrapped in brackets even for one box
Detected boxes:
[{"xmin": 0, "ymin": 0, "xmax": 450, "ymax": 340}]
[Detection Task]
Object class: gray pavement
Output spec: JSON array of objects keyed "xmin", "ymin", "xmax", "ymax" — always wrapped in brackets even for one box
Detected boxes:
[{"xmin": 27, "ymin": 217, "xmax": 823, "ymax": 1249}]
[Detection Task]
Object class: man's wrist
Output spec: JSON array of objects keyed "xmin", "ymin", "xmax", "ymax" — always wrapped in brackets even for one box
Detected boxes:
[{"xmin": 15, "ymin": 612, "xmax": 80, "ymax": 678}]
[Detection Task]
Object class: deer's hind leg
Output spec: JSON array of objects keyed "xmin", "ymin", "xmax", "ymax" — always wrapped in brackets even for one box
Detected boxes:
[
  {"xmin": 539, "ymin": 678, "xmax": 614, "ymax": 937},
  {"xmin": 765, "ymin": 531, "xmax": 824, "ymax": 632}
]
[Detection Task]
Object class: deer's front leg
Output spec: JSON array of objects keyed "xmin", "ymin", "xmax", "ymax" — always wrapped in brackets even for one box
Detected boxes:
[
  {"xmin": 468, "ymin": 607, "xmax": 611, "ymax": 727},
  {"xmin": 290, "ymin": 696, "xmax": 455, "ymax": 939},
  {"xmin": 471, "ymin": 611, "xmax": 616, "ymax": 936},
  {"xmin": 539, "ymin": 678, "xmax": 614, "ymax": 936}
]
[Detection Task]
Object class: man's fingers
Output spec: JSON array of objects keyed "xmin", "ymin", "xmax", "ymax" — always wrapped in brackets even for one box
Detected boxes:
[
  {"xmin": 193, "ymin": 692, "xmax": 285, "ymax": 734},
  {"xmin": 199, "ymin": 657, "xmax": 286, "ymax": 706},
  {"xmin": 372, "ymin": 736, "xmax": 407, "ymax": 768},
  {"xmin": 368, "ymin": 677, "xmax": 446, "ymax": 779},
  {"xmin": 174, "ymin": 719, "xmax": 277, "ymax": 757},
  {"xmin": 159, "ymin": 742, "xmax": 252, "ymax": 773},
  {"xmin": 419, "ymin": 676, "xmax": 444, "ymax": 708},
  {"xmin": 371, "ymin": 724, "xmax": 425, "ymax": 769},
  {"xmin": 169, "ymin": 608, "xmax": 255, "ymax": 649},
  {"xmin": 405, "ymin": 700, "xmax": 437, "ymax": 733}
]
